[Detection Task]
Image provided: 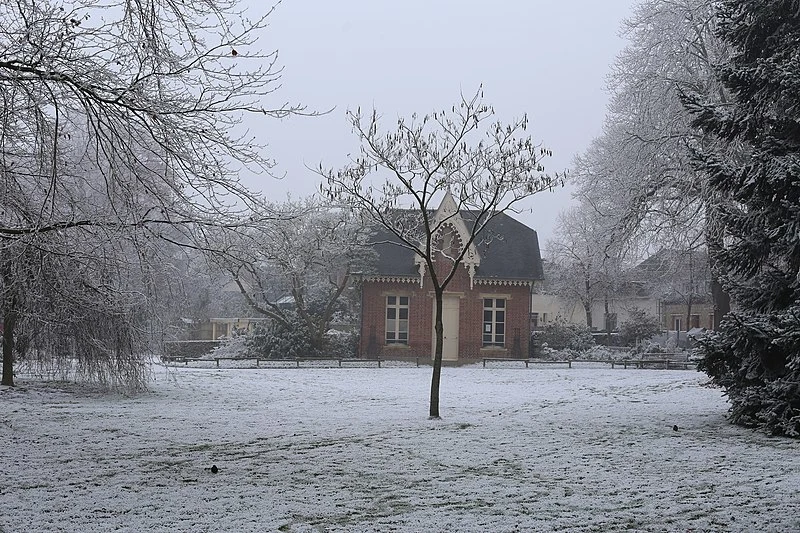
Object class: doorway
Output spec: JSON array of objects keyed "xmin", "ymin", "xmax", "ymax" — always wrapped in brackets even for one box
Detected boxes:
[{"xmin": 433, "ymin": 295, "xmax": 460, "ymax": 361}]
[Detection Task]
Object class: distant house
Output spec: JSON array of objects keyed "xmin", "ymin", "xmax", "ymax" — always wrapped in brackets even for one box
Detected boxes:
[
  {"xmin": 631, "ymin": 249, "xmax": 714, "ymax": 331},
  {"xmin": 532, "ymin": 248, "xmax": 714, "ymax": 341},
  {"xmin": 530, "ymin": 289, "xmax": 660, "ymax": 333},
  {"xmin": 181, "ymin": 317, "xmax": 269, "ymax": 341},
  {"xmin": 359, "ymin": 194, "xmax": 544, "ymax": 363}
]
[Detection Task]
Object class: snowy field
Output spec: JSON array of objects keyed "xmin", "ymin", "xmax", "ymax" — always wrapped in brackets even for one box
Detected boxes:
[{"xmin": 4, "ymin": 364, "xmax": 800, "ymax": 532}]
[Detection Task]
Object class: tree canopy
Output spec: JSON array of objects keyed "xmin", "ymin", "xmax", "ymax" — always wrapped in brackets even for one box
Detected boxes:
[
  {"xmin": 0, "ymin": 0, "xmax": 302, "ymax": 388},
  {"xmin": 687, "ymin": 0, "xmax": 800, "ymax": 437}
]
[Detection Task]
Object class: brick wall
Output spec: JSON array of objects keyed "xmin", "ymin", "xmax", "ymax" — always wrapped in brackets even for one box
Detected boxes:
[
  {"xmin": 663, "ymin": 303, "xmax": 715, "ymax": 330},
  {"xmin": 360, "ymin": 260, "xmax": 532, "ymax": 362}
]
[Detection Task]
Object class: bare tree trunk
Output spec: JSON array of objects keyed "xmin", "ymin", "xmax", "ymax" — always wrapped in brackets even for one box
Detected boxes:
[
  {"xmin": 710, "ymin": 278, "xmax": 730, "ymax": 329},
  {"xmin": 2, "ymin": 296, "xmax": 17, "ymax": 387},
  {"xmin": 583, "ymin": 275, "xmax": 593, "ymax": 329},
  {"xmin": 429, "ymin": 288, "xmax": 444, "ymax": 419},
  {"xmin": 706, "ymin": 203, "xmax": 731, "ymax": 329},
  {"xmin": 604, "ymin": 297, "xmax": 612, "ymax": 345},
  {"xmin": 685, "ymin": 296, "xmax": 693, "ymax": 345}
]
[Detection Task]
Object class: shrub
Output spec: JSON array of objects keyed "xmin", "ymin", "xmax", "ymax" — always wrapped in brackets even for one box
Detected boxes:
[
  {"xmin": 206, "ymin": 335, "xmax": 250, "ymax": 359},
  {"xmin": 617, "ymin": 308, "xmax": 662, "ymax": 347},
  {"xmin": 247, "ymin": 313, "xmax": 313, "ymax": 359},
  {"xmin": 697, "ymin": 309, "xmax": 800, "ymax": 437},
  {"xmin": 324, "ymin": 330, "xmax": 359, "ymax": 358},
  {"xmin": 532, "ymin": 320, "xmax": 594, "ymax": 354}
]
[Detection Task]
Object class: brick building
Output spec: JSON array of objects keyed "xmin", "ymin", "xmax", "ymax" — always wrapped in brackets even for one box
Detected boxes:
[{"xmin": 359, "ymin": 194, "xmax": 544, "ymax": 363}]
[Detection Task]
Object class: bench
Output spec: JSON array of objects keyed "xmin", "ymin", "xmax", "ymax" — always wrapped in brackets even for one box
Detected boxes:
[
  {"xmin": 482, "ymin": 358, "xmax": 572, "ymax": 368},
  {"xmin": 608, "ymin": 359, "xmax": 696, "ymax": 370},
  {"xmin": 161, "ymin": 356, "xmax": 206, "ymax": 365}
]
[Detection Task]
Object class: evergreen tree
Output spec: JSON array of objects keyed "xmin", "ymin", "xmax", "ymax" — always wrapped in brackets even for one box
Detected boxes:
[
  {"xmin": 617, "ymin": 308, "xmax": 662, "ymax": 348},
  {"xmin": 685, "ymin": 0, "xmax": 800, "ymax": 436}
]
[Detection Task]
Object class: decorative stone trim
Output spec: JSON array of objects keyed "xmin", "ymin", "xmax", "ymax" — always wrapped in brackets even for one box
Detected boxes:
[
  {"xmin": 414, "ymin": 190, "xmax": 482, "ymax": 289},
  {"xmin": 383, "ymin": 343, "xmax": 411, "ymax": 350},
  {"xmin": 364, "ymin": 276, "xmax": 420, "ymax": 284},
  {"xmin": 478, "ymin": 292, "xmax": 512, "ymax": 300},
  {"xmin": 428, "ymin": 291, "xmax": 465, "ymax": 298},
  {"xmin": 480, "ymin": 346, "xmax": 508, "ymax": 353},
  {"xmin": 475, "ymin": 279, "xmax": 533, "ymax": 287}
]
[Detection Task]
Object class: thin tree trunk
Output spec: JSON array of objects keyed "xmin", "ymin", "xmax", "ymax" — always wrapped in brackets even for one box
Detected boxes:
[
  {"xmin": 685, "ymin": 298, "xmax": 693, "ymax": 335},
  {"xmin": 2, "ymin": 297, "xmax": 17, "ymax": 387},
  {"xmin": 710, "ymin": 278, "xmax": 730, "ymax": 329},
  {"xmin": 429, "ymin": 289, "xmax": 444, "ymax": 419},
  {"xmin": 584, "ymin": 276, "xmax": 593, "ymax": 329},
  {"xmin": 604, "ymin": 297, "xmax": 611, "ymax": 345},
  {"xmin": 706, "ymin": 202, "xmax": 731, "ymax": 329}
]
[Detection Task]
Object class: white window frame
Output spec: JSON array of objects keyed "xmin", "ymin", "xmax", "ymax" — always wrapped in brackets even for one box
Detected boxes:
[
  {"xmin": 483, "ymin": 298, "xmax": 506, "ymax": 347},
  {"xmin": 385, "ymin": 295, "xmax": 409, "ymax": 345}
]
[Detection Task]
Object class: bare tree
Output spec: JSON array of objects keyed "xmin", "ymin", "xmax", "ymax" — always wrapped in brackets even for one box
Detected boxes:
[
  {"xmin": 2, "ymin": 226, "xmax": 161, "ymax": 389},
  {"xmin": 0, "ymin": 0, "xmax": 306, "ymax": 386},
  {"xmin": 321, "ymin": 90, "xmax": 558, "ymax": 418},
  {"xmin": 547, "ymin": 205, "xmax": 631, "ymax": 336},
  {"xmin": 572, "ymin": 0, "xmax": 732, "ymax": 328},
  {"xmin": 206, "ymin": 198, "xmax": 374, "ymax": 355}
]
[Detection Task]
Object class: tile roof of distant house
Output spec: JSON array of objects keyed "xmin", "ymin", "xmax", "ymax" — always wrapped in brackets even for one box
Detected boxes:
[{"xmin": 369, "ymin": 211, "xmax": 544, "ymax": 281}]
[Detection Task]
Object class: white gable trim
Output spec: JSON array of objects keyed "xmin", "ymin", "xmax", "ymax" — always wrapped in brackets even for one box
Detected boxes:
[{"xmin": 414, "ymin": 190, "xmax": 482, "ymax": 288}]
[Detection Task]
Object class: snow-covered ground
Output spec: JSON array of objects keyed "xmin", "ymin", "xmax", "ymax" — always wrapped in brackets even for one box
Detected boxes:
[{"xmin": 4, "ymin": 364, "xmax": 799, "ymax": 532}]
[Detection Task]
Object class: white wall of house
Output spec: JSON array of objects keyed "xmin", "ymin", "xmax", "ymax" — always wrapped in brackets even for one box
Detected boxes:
[
  {"xmin": 531, "ymin": 294, "xmax": 661, "ymax": 331},
  {"xmin": 210, "ymin": 317, "xmax": 269, "ymax": 340},
  {"xmin": 530, "ymin": 293, "xmax": 582, "ymax": 327}
]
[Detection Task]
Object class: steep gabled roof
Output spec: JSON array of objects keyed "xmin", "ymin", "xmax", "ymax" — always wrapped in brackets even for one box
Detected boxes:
[
  {"xmin": 632, "ymin": 249, "xmax": 711, "ymax": 281},
  {"xmin": 631, "ymin": 248, "xmax": 713, "ymax": 304},
  {"xmin": 369, "ymin": 211, "xmax": 544, "ymax": 282}
]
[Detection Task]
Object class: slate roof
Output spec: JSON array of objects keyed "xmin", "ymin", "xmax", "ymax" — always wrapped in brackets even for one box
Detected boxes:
[
  {"xmin": 369, "ymin": 211, "xmax": 544, "ymax": 282},
  {"xmin": 629, "ymin": 248, "xmax": 713, "ymax": 304}
]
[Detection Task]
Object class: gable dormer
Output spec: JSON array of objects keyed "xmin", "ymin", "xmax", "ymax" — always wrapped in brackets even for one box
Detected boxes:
[{"xmin": 414, "ymin": 190, "xmax": 481, "ymax": 288}]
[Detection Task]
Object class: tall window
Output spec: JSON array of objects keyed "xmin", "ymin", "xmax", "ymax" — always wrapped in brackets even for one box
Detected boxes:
[
  {"xmin": 483, "ymin": 298, "xmax": 505, "ymax": 347},
  {"xmin": 386, "ymin": 296, "xmax": 409, "ymax": 344},
  {"xmin": 605, "ymin": 313, "xmax": 618, "ymax": 332}
]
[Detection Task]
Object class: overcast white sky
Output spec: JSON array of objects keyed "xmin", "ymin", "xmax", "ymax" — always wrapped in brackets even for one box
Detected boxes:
[{"xmin": 246, "ymin": 1, "xmax": 638, "ymax": 247}]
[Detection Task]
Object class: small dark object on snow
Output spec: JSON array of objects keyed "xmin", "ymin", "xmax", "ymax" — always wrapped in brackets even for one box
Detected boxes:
[
  {"xmin": 210, "ymin": 465, "xmax": 218, "ymax": 474},
  {"xmin": 673, "ymin": 425, "xmax": 679, "ymax": 432}
]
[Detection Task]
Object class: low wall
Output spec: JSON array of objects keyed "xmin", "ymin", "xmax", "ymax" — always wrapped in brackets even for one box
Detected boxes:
[{"xmin": 164, "ymin": 340, "xmax": 221, "ymax": 359}]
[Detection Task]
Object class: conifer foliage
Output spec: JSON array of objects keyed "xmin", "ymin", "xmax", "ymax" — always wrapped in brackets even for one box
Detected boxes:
[{"xmin": 686, "ymin": 0, "xmax": 800, "ymax": 436}]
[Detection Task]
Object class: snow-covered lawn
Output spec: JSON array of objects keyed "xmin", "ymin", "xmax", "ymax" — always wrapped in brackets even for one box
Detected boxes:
[{"xmin": 4, "ymin": 364, "xmax": 799, "ymax": 532}]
